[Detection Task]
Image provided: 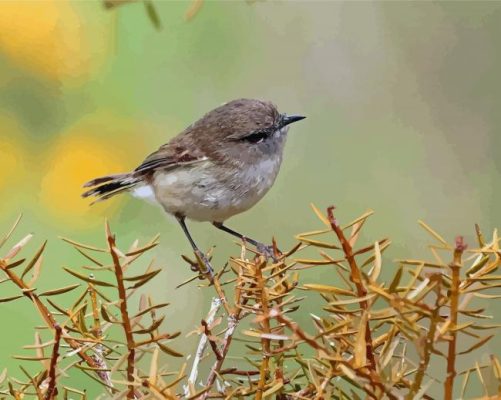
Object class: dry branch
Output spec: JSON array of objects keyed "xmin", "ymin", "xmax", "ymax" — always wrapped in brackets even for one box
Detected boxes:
[
  {"xmin": 107, "ymin": 222, "xmax": 138, "ymax": 399},
  {"xmin": 1, "ymin": 206, "xmax": 501, "ymax": 399}
]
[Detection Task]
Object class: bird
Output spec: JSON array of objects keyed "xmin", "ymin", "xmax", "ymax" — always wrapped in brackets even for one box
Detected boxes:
[{"xmin": 82, "ymin": 98, "xmax": 305, "ymax": 274}]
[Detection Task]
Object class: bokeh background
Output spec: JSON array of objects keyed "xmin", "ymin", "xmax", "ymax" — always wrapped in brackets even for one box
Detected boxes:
[{"xmin": 0, "ymin": 0, "xmax": 500, "ymax": 397}]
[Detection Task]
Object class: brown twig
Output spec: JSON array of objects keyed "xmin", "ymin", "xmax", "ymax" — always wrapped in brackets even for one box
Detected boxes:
[
  {"xmin": 326, "ymin": 206, "xmax": 377, "ymax": 370},
  {"xmin": 271, "ymin": 308, "xmax": 327, "ymax": 352},
  {"xmin": 88, "ymin": 282, "xmax": 113, "ymax": 388},
  {"xmin": 3, "ymin": 208, "xmax": 501, "ymax": 398},
  {"xmin": 255, "ymin": 263, "xmax": 271, "ymax": 400},
  {"xmin": 219, "ymin": 368, "xmax": 260, "ymax": 376},
  {"xmin": 106, "ymin": 222, "xmax": 137, "ymax": 399},
  {"xmin": 201, "ymin": 319, "xmax": 223, "ymax": 360},
  {"xmin": 0, "ymin": 259, "xmax": 102, "ymax": 373},
  {"xmin": 202, "ymin": 314, "xmax": 240, "ymax": 398},
  {"xmin": 45, "ymin": 324, "xmax": 62, "ymax": 400},
  {"xmin": 407, "ymin": 274, "xmax": 442, "ymax": 399},
  {"xmin": 444, "ymin": 236, "xmax": 467, "ymax": 400}
]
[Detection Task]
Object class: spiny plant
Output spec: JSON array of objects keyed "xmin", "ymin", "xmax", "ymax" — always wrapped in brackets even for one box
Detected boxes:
[{"xmin": 0, "ymin": 205, "xmax": 500, "ymax": 399}]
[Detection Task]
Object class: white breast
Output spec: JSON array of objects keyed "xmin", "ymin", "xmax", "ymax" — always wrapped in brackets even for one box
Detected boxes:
[{"xmin": 146, "ymin": 156, "xmax": 282, "ymax": 222}]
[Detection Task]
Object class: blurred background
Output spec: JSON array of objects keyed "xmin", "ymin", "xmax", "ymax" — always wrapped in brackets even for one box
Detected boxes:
[{"xmin": 0, "ymin": 0, "xmax": 500, "ymax": 397}]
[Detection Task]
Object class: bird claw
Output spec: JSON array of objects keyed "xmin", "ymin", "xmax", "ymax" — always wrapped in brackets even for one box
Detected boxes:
[
  {"xmin": 255, "ymin": 242, "xmax": 280, "ymax": 262},
  {"xmin": 191, "ymin": 250, "xmax": 214, "ymax": 280}
]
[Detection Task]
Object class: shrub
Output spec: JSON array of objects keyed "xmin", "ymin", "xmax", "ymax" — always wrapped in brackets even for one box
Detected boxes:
[{"xmin": 0, "ymin": 205, "xmax": 499, "ymax": 399}]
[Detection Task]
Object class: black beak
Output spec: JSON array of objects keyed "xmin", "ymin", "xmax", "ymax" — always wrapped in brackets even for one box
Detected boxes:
[{"xmin": 282, "ymin": 114, "xmax": 306, "ymax": 127}]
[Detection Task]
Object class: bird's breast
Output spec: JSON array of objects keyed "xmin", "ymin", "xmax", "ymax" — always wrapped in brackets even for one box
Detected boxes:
[{"xmin": 149, "ymin": 156, "xmax": 282, "ymax": 222}]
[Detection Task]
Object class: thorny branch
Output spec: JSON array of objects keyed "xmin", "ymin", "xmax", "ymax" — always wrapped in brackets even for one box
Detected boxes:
[
  {"xmin": 45, "ymin": 324, "xmax": 61, "ymax": 400},
  {"xmin": 107, "ymin": 222, "xmax": 139, "ymax": 399},
  {"xmin": 0, "ymin": 257, "xmax": 102, "ymax": 373},
  {"xmin": 1, "ymin": 206, "xmax": 501, "ymax": 399},
  {"xmin": 407, "ymin": 275, "xmax": 442, "ymax": 399},
  {"xmin": 444, "ymin": 236, "xmax": 467, "ymax": 400},
  {"xmin": 255, "ymin": 263, "xmax": 271, "ymax": 400},
  {"xmin": 327, "ymin": 207, "xmax": 377, "ymax": 371},
  {"xmin": 201, "ymin": 311, "xmax": 241, "ymax": 399},
  {"xmin": 88, "ymin": 282, "xmax": 113, "ymax": 388}
]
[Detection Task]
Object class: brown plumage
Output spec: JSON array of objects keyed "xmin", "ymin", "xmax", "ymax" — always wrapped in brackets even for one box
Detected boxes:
[
  {"xmin": 82, "ymin": 98, "xmax": 305, "ymax": 263},
  {"xmin": 83, "ymin": 99, "xmax": 283, "ymax": 202}
]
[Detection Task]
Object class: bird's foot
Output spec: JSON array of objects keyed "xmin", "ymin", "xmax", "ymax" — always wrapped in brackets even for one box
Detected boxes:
[
  {"xmin": 255, "ymin": 242, "xmax": 280, "ymax": 262},
  {"xmin": 191, "ymin": 250, "xmax": 215, "ymax": 280}
]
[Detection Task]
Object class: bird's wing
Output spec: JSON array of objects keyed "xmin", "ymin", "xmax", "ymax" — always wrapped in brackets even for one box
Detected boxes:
[{"xmin": 134, "ymin": 139, "xmax": 208, "ymax": 175}]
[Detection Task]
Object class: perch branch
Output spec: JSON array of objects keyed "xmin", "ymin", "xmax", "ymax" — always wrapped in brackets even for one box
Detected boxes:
[
  {"xmin": 407, "ymin": 275, "xmax": 442, "ymax": 399},
  {"xmin": 444, "ymin": 236, "xmax": 466, "ymax": 400},
  {"xmin": 255, "ymin": 264, "xmax": 271, "ymax": 400},
  {"xmin": 202, "ymin": 320, "xmax": 223, "ymax": 360},
  {"xmin": 107, "ymin": 223, "xmax": 137, "ymax": 399},
  {"xmin": 327, "ymin": 206, "xmax": 377, "ymax": 370},
  {"xmin": 0, "ymin": 259, "xmax": 103, "ymax": 373}
]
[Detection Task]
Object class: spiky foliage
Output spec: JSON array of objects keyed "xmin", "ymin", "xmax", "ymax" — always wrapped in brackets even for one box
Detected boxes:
[{"xmin": 0, "ymin": 205, "xmax": 500, "ymax": 399}]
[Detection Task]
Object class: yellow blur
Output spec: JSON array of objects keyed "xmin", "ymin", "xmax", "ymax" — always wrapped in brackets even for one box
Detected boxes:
[{"xmin": 0, "ymin": 0, "xmax": 111, "ymax": 83}]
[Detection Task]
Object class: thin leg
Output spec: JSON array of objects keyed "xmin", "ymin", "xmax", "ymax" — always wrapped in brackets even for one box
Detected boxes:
[
  {"xmin": 212, "ymin": 222, "xmax": 278, "ymax": 260},
  {"xmin": 176, "ymin": 214, "xmax": 199, "ymax": 251},
  {"xmin": 212, "ymin": 222, "xmax": 259, "ymax": 247},
  {"xmin": 176, "ymin": 214, "xmax": 214, "ymax": 277}
]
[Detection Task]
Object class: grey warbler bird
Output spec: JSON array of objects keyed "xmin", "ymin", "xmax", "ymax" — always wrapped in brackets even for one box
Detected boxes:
[{"xmin": 82, "ymin": 98, "xmax": 305, "ymax": 268}]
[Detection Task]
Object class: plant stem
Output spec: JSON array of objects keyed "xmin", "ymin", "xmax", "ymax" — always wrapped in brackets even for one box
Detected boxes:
[
  {"xmin": 327, "ymin": 206, "xmax": 377, "ymax": 371},
  {"xmin": 444, "ymin": 237, "xmax": 466, "ymax": 400},
  {"xmin": 107, "ymin": 224, "xmax": 137, "ymax": 399},
  {"xmin": 202, "ymin": 315, "xmax": 239, "ymax": 399},
  {"xmin": 408, "ymin": 275, "xmax": 442, "ymax": 399},
  {"xmin": 88, "ymin": 282, "xmax": 114, "ymax": 389},
  {"xmin": 0, "ymin": 260, "xmax": 103, "ymax": 374},
  {"xmin": 255, "ymin": 264, "xmax": 271, "ymax": 400},
  {"xmin": 45, "ymin": 324, "xmax": 62, "ymax": 400}
]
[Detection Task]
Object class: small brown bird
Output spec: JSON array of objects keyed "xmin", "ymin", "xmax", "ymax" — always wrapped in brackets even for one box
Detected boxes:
[{"xmin": 83, "ymin": 99, "xmax": 305, "ymax": 270}]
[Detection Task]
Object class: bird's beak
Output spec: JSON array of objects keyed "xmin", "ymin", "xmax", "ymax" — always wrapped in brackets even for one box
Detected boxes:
[{"xmin": 282, "ymin": 115, "xmax": 306, "ymax": 127}]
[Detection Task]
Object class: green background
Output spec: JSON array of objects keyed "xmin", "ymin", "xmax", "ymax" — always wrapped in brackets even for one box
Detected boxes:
[{"xmin": 0, "ymin": 1, "xmax": 500, "ymax": 398}]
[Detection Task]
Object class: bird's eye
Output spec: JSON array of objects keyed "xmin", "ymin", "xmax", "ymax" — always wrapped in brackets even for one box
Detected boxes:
[
  {"xmin": 243, "ymin": 131, "xmax": 267, "ymax": 143},
  {"xmin": 239, "ymin": 129, "xmax": 272, "ymax": 144}
]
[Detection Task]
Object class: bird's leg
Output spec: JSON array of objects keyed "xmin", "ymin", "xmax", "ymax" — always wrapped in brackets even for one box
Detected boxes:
[
  {"xmin": 212, "ymin": 222, "xmax": 279, "ymax": 261},
  {"xmin": 176, "ymin": 215, "xmax": 214, "ymax": 279}
]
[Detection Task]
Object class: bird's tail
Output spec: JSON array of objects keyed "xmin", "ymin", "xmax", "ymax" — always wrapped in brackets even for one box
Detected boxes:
[{"xmin": 82, "ymin": 173, "xmax": 140, "ymax": 204}]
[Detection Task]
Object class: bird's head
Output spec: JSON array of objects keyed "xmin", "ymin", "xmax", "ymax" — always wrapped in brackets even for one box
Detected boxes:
[{"xmin": 195, "ymin": 98, "xmax": 305, "ymax": 159}]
